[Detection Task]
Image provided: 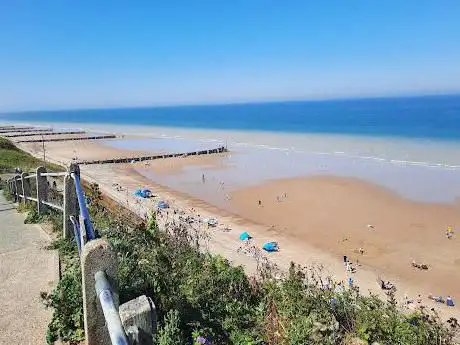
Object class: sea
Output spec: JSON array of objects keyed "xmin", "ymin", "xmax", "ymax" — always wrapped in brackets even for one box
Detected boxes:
[{"xmin": 2, "ymin": 94, "xmax": 460, "ymax": 203}]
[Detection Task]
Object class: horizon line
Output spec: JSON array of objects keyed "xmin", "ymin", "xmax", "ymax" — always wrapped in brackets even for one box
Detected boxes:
[{"xmin": 2, "ymin": 91, "xmax": 460, "ymax": 115}]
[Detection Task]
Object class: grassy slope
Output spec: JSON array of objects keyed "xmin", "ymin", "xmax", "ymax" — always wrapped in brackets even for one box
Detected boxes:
[{"xmin": 0, "ymin": 137, "xmax": 63, "ymax": 172}]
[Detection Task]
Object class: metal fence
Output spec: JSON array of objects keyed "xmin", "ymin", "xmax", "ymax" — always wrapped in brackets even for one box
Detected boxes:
[{"xmin": 5, "ymin": 164, "xmax": 154, "ymax": 345}]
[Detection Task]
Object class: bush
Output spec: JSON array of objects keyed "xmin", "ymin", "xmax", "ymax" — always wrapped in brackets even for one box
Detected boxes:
[
  {"xmin": 158, "ymin": 310, "xmax": 184, "ymax": 345},
  {"xmin": 0, "ymin": 137, "xmax": 19, "ymax": 150},
  {"xmin": 43, "ymin": 254, "xmax": 84, "ymax": 344}
]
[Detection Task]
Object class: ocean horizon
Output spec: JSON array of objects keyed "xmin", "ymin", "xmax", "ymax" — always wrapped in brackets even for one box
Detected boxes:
[
  {"xmin": 3, "ymin": 94, "xmax": 460, "ymax": 203},
  {"xmin": 2, "ymin": 94, "xmax": 460, "ymax": 141}
]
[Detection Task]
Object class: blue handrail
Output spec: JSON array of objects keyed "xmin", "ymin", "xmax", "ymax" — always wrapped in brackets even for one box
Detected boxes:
[
  {"xmin": 69, "ymin": 216, "xmax": 82, "ymax": 255},
  {"xmin": 71, "ymin": 172, "xmax": 96, "ymax": 241},
  {"xmin": 95, "ymin": 271, "xmax": 130, "ymax": 345}
]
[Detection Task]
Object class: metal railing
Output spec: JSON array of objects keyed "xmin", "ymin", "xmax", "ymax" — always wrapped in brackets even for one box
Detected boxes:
[{"xmin": 5, "ymin": 164, "xmax": 145, "ymax": 345}]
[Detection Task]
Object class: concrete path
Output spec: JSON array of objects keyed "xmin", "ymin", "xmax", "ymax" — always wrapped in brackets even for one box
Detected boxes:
[{"xmin": 0, "ymin": 193, "xmax": 57, "ymax": 345}]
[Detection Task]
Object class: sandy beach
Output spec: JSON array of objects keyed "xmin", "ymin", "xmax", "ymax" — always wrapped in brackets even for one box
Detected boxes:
[
  {"xmin": 19, "ymin": 139, "xmax": 151, "ymax": 163},
  {"xmin": 11, "ymin": 131, "xmax": 460, "ymax": 318}
]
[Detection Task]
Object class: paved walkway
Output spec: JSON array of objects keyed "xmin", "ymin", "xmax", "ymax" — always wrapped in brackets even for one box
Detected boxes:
[{"xmin": 0, "ymin": 193, "xmax": 57, "ymax": 345}]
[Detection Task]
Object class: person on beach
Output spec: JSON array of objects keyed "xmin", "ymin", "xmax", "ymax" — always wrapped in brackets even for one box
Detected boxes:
[
  {"xmin": 446, "ymin": 226, "xmax": 453, "ymax": 239},
  {"xmin": 258, "ymin": 200, "xmax": 262, "ymax": 206},
  {"xmin": 348, "ymin": 277, "xmax": 353, "ymax": 288},
  {"xmin": 343, "ymin": 255, "xmax": 347, "ymax": 265},
  {"xmin": 202, "ymin": 174, "xmax": 205, "ymax": 184}
]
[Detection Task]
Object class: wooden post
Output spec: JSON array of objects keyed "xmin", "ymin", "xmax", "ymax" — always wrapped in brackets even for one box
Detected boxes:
[
  {"xmin": 36, "ymin": 166, "xmax": 48, "ymax": 214},
  {"xmin": 63, "ymin": 173, "xmax": 78, "ymax": 239},
  {"xmin": 14, "ymin": 175, "xmax": 21, "ymax": 202},
  {"xmin": 21, "ymin": 172, "xmax": 31, "ymax": 204}
]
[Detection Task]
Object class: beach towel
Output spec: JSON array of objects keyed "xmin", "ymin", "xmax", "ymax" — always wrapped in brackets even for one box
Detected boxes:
[{"xmin": 239, "ymin": 232, "xmax": 251, "ymax": 241}]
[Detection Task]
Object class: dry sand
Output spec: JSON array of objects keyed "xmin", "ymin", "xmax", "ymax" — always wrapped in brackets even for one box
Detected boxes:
[
  {"xmin": 18, "ymin": 139, "xmax": 150, "ymax": 164},
  {"xmin": 16, "ymin": 133, "xmax": 460, "ymax": 317}
]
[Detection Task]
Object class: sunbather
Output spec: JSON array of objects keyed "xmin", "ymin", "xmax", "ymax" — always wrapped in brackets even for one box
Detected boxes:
[{"xmin": 428, "ymin": 293, "xmax": 444, "ymax": 303}]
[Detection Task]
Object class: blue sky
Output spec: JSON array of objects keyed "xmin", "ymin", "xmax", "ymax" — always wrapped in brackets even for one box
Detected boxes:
[{"xmin": 1, "ymin": 1, "xmax": 460, "ymax": 111}]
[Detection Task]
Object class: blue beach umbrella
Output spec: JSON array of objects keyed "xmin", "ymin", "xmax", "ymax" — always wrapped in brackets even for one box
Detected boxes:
[
  {"xmin": 262, "ymin": 241, "xmax": 279, "ymax": 252},
  {"xmin": 157, "ymin": 200, "xmax": 169, "ymax": 209},
  {"xmin": 239, "ymin": 231, "xmax": 251, "ymax": 241}
]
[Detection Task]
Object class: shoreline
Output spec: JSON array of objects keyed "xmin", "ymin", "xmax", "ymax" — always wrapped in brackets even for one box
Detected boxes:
[
  {"xmin": 8, "ymin": 128, "xmax": 460, "ymax": 318},
  {"xmin": 88, "ymin": 162, "xmax": 460, "ymax": 318}
]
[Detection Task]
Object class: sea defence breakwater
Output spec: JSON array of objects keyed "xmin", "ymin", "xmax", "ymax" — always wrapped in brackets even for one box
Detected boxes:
[
  {"xmin": 76, "ymin": 146, "xmax": 228, "ymax": 165},
  {"xmin": 15, "ymin": 134, "xmax": 117, "ymax": 143},
  {"xmin": 0, "ymin": 127, "xmax": 52, "ymax": 133},
  {"xmin": 3, "ymin": 130, "xmax": 86, "ymax": 138}
]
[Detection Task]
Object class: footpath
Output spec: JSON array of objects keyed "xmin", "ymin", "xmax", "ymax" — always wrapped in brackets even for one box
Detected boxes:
[{"xmin": 0, "ymin": 193, "xmax": 57, "ymax": 345}]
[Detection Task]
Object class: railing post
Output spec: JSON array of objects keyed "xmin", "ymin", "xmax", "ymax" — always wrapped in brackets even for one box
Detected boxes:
[
  {"xmin": 36, "ymin": 166, "xmax": 48, "ymax": 214},
  {"xmin": 64, "ymin": 173, "xmax": 79, "ymax": 239},
  {"xmin": 14, "ymin": 175, "xmax": 21, "ymax": 202},
  {"xmin": 82, "ymin": 239, "xmax": 119, "ymax": 345},
  {"xmin": 21, "ymin": 172, "xmax": 30, "ymax": 204}
]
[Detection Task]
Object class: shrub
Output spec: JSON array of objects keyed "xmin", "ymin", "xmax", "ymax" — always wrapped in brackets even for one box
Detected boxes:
[{"xmin": 157, "ymin": 310, "xmax": 184, "ymax": 345}]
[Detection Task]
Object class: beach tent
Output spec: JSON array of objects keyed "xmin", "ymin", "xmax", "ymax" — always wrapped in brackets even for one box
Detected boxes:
[
  {"xmin": 262, "ymin": 241, "xmax": 279, "ymax": 252},
  {"xmin": 239, "ymin": 232, "xmax": 251, "ymax": 241},
  {"xmin": 133, "ymin": 188, "xmax": 152, "ymax": 198},
  {"xmin": 157, "ymin": 200, "xmax": 169, "ymax": 209}
]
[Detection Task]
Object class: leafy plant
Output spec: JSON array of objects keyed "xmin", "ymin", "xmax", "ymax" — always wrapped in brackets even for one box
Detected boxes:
[{"xmin": 157, "ymin": 310, "xmax": 184, "ymax": 345}]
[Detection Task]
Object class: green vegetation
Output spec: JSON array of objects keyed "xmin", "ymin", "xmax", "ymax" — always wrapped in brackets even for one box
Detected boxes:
[
  {"xmin": 91, "ymin": 184, "xmax": 459, "ymax": 345},
  {"xmin": 17, "ymin": 183, "xmax": 459, "ymax": 345},
  {"xmin": 44, "ymin": 236, "xmax": 84, "ymax": 344},
  {"xmin": 0, "ymin": 137, "xmax": 63, "ymax": 172}
]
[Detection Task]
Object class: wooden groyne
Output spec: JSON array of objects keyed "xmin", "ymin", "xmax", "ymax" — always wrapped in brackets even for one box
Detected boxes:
[
  {"xmin": 3, "ymin": 130, "xmax": 86, "ymax": 138},
  {"xmin": 0, "ymin": 127, "xmax": 50, "ymax": 133},
  {"xmin": 77, "ymin": 146, "xmax": 228, "ymax": 165},
  {"xmin": 16, "ymin": 134, "xmax": 117, "ymax": 143}
]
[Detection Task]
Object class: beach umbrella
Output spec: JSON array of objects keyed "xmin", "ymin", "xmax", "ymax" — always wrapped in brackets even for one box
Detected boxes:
[
  {"xmin": 239, "ymin": 231, "xmax": 251, "ymax": 241},
  {"xmin": 157, "ymin": 200, "xmax": 169, "ymax": 209},
  {"xmin": 262, "ymin": 241, "xmax": 278, "ymax": 252}
]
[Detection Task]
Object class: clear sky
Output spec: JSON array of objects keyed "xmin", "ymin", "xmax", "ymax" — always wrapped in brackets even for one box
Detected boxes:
[{"xmin": 1, "ymin": 1, "xmax": 460, "ymax": 111}]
